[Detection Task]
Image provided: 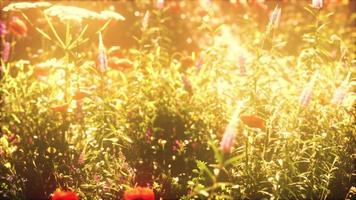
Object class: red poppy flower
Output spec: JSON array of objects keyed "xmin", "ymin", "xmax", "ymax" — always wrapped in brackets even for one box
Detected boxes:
[
  {"xmin": 108, "ymin": 47, "xmax": 124, "ymax": 58},
  {"xmin": 9, "ymin": 17, "xmax": 27, "ymax": 37},
  {"xmin": 197, "ymin": 9, "xmax": 208, "ymax": 17},
  {"xmin": 168, "ymin": 1, "xmax": 181, "ymax": 13},
  {"xmin": 50, "ymin": 104, "xmax": 69, "ymax": 113},
  {"xmin": 181, "ymin": 56, "xmax": 195, "ymax": 67},
  {"xmin": 33, "ymin": 66, "xmax": 50, "ymax": 77},
  {"xmin": 254, "ymin": 2, "xmax": 268, "ymax": 12},
  {"xmin": 240, "ymin": 115, "xmax": 265, "ymax": 129},
  {"xmin": 75, "ymin": 100, "xmax": 83, "ymax": 115},
  {"xmin": 108, "ymin": 58, "xmax": 134, "ymax": 71},
  {"xmin": 51, "ymin": 190, "xmax": 79, "ymax": 200},
  {"xmin": 181, "ymin": 75, "xmax": 192, "ymax": 92},
  {"xmin": 73, "ymin": 90, "xmax": 90, "ymax": 100},
  {"xmin": 124, "ymin": 187, "xmax": 154, "ymax": 200}
]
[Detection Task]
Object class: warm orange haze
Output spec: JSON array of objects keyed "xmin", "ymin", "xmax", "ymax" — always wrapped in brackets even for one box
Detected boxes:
[{"xmin": 0, "ymin": 0, "xmax": 355, "ymax": 199}]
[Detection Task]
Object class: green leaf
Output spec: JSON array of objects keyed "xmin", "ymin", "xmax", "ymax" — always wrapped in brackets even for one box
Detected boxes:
[
  {"xmin": 208, "ymin": 140, "xmax": 223, "ymax": 164},
  {"xmin": 198, "ymin": 190, "xmax": 209, "ymax": 197},
  {"xmin": 197, "ymin": 160, "xmax": 215, "ymax": 181},
  {"xmin": 224, "ymin": 154, "xmax": 244, "ymax": 167},
  {"xmin": 103, "ymin": 138, "xmax": 119, "ymax": 143},
  {"xmin": 80, "ymin": 184, "xmax": 97, "ymax": 189},
  {"xmin": 11, "ymin": 114, "xmax": 21, "ymax": 123},
  {"xmin": 317, "ymin": 23, "xmax": 328, "ymax": 32},
  {"xmin": 122, "ymin": 134, "xmax": 133, "ymax": 143}
]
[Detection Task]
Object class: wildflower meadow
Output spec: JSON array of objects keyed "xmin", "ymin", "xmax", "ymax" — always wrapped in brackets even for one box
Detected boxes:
[{"xmin": 0, "ymin": 0, "xmax": 355, "ymax": 199}]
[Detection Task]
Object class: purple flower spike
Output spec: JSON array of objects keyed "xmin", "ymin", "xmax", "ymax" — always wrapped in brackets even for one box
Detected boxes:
[
  {"xmin": 331, "ymin": 86, "xmax": 347, "ymax": 105},
  {"xmin": 331, "ymin": 72, "xmax": 350, "ymax": 105},
  {"xmin": 2, "ymin": 42, "xmax": 10, "ymax": 62},
  {"xmin": 98, "ymin": 32, "xmax": 108, "ymax": 73},
  {"xmin": 0, "ymin": 21, "xmax": 7, "ymax": 36},
  {"xmin": 146, "ymin": 128, "xmax": 152, "ymax": 143},
  {"xmin": 299, "ymin": 86, "xmax": 313, "ymax": 107},
  {"xmin": 98, "ymin": 51, "xmax": 107, "ymax": 73},
  {"xmin": 78, "ymin": 149, "xmax": 85, "ymax": 165},
  {"xmin": 269, "ymin": 6, "xmax": 282, "ymax": 28},
  {"xmin": 238, "ymin": 55, "xmax": 246, "ymax": 76},
  {"xmin": 195, "ymin": 56, "xmax": 204, "ymax": 72},
  {"xmin": 220, "ymin": 123, "xmax": 237, "ymax": 154}
]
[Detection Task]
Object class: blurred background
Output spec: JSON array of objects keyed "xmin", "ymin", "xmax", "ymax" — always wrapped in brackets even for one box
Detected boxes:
[{"xmin": 1, "ymin": 0, "xmax": 355, "ymax": 62}]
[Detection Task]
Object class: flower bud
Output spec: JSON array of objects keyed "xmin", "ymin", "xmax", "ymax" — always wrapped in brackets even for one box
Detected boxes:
[
  {"xmin": 299, "ymin": 86, "xmax": 313, "ymax": 107},
  {"xmin": 269, "ymin": 6, "xmax": 281, "ymax": 28},
  {"xmin": 220, "ymin": 123, "xmax": 237, "ymax": 153},
  {"xmin": 237, "ymin": 55, "xmax": 246, "ymax": 75},
  {"xmin": 312, "ymin": 0, "xmax": 323, "ymax": 9},
  {"xmin": 97, "ymin": 32, "xmax": 108, "ymax": 73},
  {"xmin": 1, "ymin": 42, "xmax": 10, "ymax": 62},
  {"xmin": 9, "ymin": 17, "xmax": 27, "ymax": 37},
  {"xmin": 156, "ymin": 0, "xmax": 164, "ymax": 10}
]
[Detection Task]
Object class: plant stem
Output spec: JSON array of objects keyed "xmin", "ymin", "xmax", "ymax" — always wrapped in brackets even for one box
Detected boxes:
[{"xmin": 245, "ymin": 131, "xmax": 249, "ymax": 172}]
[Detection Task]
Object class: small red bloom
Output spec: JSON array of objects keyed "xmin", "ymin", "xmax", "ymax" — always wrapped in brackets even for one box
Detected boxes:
[
  {"xmin": 124, "ymin": 187, "xmax": 154, "ymax": 200},
  {"xmin": 33, "ymin": 66, "xmax": 51, "ymax": 77},
  {"xmin": 197, "ymin": 9, "xmax": 208, "ymax": 17},
  {"xmin": 237, "ymin": 55, "xmax": 246, "ymax": 76},
  {"xmin": 181, "ymin": 56, "xmax": 195, "ymax": 68},
  {"xmin": 9, "ymin": 17, "xmax": 27, "ymax": 37},
  {"xmin": 51, "ymin": 190, "xmax": 79, "ymax": 200},
  {"xmin": 255, "ymin": 1, "xmax": 268, "ymax": 12},
  {"xmin": 73, "ymin": 90, "xmax": 90, "ymax": 100},
  {"xmin": 109, "ymin": 47, "xmax": 124, "ymax": 58},
  {"xmin": 240, "ymin": 115, "xmax": 265, "ymax": 129},
  {"xmin": 50, "ymin": 104, "xmax": 69, "ymax": 113},
  {"xmin": 181, "ymin": 75, "xmax": 192, "ymax": 92},
  {"xmin": 78, "ymin": 149, "xmax": 85, "ymax": 165},
  {"xmin": 168, "ymin": 1, "xmax": 181, "ymax": 13}
]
